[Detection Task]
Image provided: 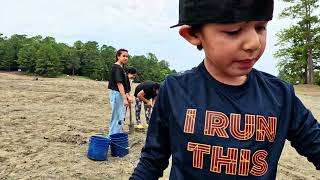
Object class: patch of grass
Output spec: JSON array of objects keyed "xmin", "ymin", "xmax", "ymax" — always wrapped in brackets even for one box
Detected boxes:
[
  {"xmin": 76, "ymin": 76, "xmax": 92, "ymax": 80},
  {"xmin": 58, "ymin": 74, "xmax": 93, "ymax": 81}
]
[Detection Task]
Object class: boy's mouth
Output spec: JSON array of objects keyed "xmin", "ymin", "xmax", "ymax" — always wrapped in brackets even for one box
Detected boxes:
[{"xmin": 236, "ymin": 59, "xmax": 256, "ymax": 69}]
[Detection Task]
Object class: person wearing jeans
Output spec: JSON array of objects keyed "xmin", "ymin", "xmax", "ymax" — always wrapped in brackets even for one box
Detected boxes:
[
  {"xmin": 107, "ymin": 49, "xmax": 131, "ymax": 136},
  {"xmin": 108, "ymin": 90, "xmax": 126, "ymax": 135}
]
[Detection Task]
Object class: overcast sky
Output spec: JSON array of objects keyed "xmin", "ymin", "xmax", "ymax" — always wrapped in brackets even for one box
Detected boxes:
[{"xmin": 0, "ymin": 0, "xmax": 291, "ymax": 75}]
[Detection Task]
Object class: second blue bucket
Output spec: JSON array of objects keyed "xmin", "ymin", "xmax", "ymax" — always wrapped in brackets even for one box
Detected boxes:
[{"xmin": 110, "ymin": 133, "xmax": 129, "ymax": 157}]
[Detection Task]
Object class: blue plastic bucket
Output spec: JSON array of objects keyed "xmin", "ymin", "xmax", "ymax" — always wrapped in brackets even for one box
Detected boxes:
[
  {"xmin": 110, "ymin": 133, "xmax": 129, "ymax": 157},
  {"xmin": 87, "ymin": 135, "xmax": 110, "ymax": 161}
]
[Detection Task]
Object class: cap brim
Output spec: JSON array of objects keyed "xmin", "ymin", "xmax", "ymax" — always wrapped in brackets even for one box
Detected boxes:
[{"xmin": 170, "ymin": 23, "xmax": 182, "ymax": 28}]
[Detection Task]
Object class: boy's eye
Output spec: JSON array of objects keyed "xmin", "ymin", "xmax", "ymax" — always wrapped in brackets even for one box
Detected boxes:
[
  {"xmin": 256, "ymin": 26, "xmax": 266, "ymax": 32},
  {"xmin": 224, "ymin": 29, "xmax": 241, "ymax": 35}
]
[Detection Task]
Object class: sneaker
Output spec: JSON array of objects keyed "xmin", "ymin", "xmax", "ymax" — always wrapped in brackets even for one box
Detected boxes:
[{"xmin": 135, "ymin": 124, "xmax": 144, "ymax": 129}]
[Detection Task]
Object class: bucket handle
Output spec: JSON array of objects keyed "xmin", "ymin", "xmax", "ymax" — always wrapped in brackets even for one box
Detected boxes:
[{"xmin": 111, "ymin": 141, "xmax": 130, "ymax": 150}]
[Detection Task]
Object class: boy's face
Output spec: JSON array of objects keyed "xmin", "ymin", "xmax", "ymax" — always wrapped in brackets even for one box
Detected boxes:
[
  {"xmin": 128, "ymin": 73, "xmax": 137, "ymax": 81},
  {"xmin": 117, "ymin": 51, "xmax": 129, "ymax": 65},
  {"xmin": 188, "ymin": 21, "xmax": 268, "ymax": 80}
]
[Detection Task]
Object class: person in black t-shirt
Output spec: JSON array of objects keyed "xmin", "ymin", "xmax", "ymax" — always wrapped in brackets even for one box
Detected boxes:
[
  {"xmin": 107, "ymin": 48, "xmax": 131, "ymax": 136},
  {"xmin": 134, "ymin": 81, "xmax": 160, "ymax": 127}
]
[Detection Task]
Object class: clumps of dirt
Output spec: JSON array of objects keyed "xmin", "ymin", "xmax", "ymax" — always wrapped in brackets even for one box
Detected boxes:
[
  {"xmin": 46, "ymin": 133, "xmax": 87, "ymax": 145},
  {"xmin": 0, "ymin": 156, "xmax": 8, "ymax": 163},
  {"xmin": 77, "ymin": 94, "xmax": 99, "ymax": 103}
]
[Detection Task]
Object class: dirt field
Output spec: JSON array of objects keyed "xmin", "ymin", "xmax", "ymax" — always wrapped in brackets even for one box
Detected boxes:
[{"xmin": 0, "ymin": 72, "xmax": 319, "ymax": 179}]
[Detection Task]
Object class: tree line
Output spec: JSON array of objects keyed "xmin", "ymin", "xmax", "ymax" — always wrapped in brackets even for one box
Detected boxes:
[
  {"xmin": 1, "ymin": 1, "xmax": 320, "ymax": 85},
  {"xmin": 0, "ymin": 33, "xmax": 176, "ymax": 83}
]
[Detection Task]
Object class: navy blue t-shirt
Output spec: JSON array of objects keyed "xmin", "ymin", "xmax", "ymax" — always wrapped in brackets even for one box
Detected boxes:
[{"xmin": 131, "ymin": 62, "xmax": 320, "ymax": 180}]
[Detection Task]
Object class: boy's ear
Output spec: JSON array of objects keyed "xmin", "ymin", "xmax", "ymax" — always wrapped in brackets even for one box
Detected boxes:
[{"xmin": 179, "ymin": 25, "xmax": 202, "ymax": 47}]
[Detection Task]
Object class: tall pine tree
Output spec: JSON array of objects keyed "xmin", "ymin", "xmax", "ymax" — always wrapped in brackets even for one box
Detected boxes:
[{"xmin": 275, "ymin": 0, "xmax": 320, "ymax": 84}]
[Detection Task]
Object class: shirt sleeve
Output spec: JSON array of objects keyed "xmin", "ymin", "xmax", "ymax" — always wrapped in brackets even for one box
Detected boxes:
[
  {"xmin": 287, "ymin": 85, "xmax": 320, "ymax": 170},
  {"xmin": 130, "ymin": 81, "xmax": 171, "ymax": 179}
]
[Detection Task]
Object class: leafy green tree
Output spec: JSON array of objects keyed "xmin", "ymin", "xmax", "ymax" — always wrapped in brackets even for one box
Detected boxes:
[
  {"xmin": 0, "ymin": 36, "xmax": 9, "ymax": 70},
  {"xmin": 275, "ymin": 0, "xmax": 320, "ymax": 84},
  {"xmin": 90, "ymin": 58, "xmax": 108, "ymax": 80},
  {"xmin": 128, "ymin": 53, "xmax": 175, "ymax": 83},
  {"xmin": 0, "ymin": 34, "xmax": 27, "ymax": 71},
  {"xmin": 73, "ymin": 41, "xmax": 85, "ymax": 75},
  {"xmin": 80, "ymin": 41, "xmax": 100, "ymax": 78},
  {"xmin": 0, "ymin": 33, "xmax": 4, "ymax": 68},
  {"xmin": 35, "ymin": 43, "xmax": 61, "ymax": 77},
  {"xmin": 17, "ymin": 44, "xmax": 38, "ymax": 73},
  {"xmin": 64, "ymin": 47, "xmax": 80, "ymax": 76},
  {"xmin": 99, "ymin": 45, "xmax": 116, "ymax": 80},
  {"xmin": 17, "ymin": 35, "xmax": 45, "ymax": 73},
  {"xmin": 0, "ymin": 42, "xmax": 15, "ymax": 71}
]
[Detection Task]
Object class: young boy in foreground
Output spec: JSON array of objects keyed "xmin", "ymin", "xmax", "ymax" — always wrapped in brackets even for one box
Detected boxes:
[{"xmin": 130, "ymin": 0, "xmax": 320, "ymax": 179}]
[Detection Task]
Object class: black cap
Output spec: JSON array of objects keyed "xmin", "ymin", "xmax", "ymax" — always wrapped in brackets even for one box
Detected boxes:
[{"xmin": 171, "ymin": 0, "xmax": 274, "ymax": 28}]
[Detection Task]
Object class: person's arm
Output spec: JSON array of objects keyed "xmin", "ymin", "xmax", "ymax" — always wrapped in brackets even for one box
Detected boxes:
[
  {"xmin": 130, "ymin": 82, "xmax": 171, "ymax": 179},
  {"xmin": 117, "ymin": 82, "xmax": 129, "ymax": 107},
  {"xmin": 287, "ymin": 85, "xmax": 320, "ymax": 170},
  {"xmin": 151, "ymin": 96, "xmax": 157, "ymax": 106},
  {"xmin": 137, "ymin": 90, "xmax": 152, "ymax": 107}
]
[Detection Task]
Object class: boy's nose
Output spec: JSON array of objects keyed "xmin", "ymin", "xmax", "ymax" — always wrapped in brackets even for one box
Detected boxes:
[{"xmin": 242, "ymin": 30, "xmax": 261, "ymax": 52}]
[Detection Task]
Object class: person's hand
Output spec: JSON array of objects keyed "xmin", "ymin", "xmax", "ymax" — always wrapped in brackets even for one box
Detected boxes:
[
  {"xmin": 124, "ymin": 99, "xmax": 129, "ymax": 107},
  {"xmin": 127, "ymin": 96, "xmax": 133, "ymax": 103}
]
